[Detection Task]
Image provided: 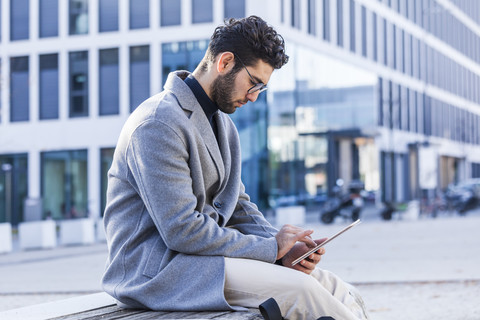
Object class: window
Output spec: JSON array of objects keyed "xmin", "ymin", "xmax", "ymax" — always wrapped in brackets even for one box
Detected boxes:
[
  {"xmin": 281, "ymin": 0, "xmax": 285, "ymax": 23},
  {"xmin": 130, "ymin": 0, "xmax": 149, "ymax": 29},
  {"xmin": 308, "ymin": 0, "xmax": 316, "ymax": 35},
  {"xmin": 472, "ymin": 163, "xmax": 480, "ymax": 178},
  {"xmin": 407, "ymin": 0, "xmax": 414, "ymax": 22},
  {"xmin": 0, "ymin": 154, "xmax": 28, "ymax": 225},
  {"xmin": 384, "ymin": 21, "xmax": 390, "ymax": 67},
  {"xmin": 99, "ymin": 0, "xmax": 118, "ymax": 32},
  {"xmin": 409, "ymin": 89, "xmax": 417, "ymax": 133},
  {"xmin": 99, "ymin": 48, "xmax": 119, "ymax": 115},
  {"xmin": 10, "ymin": 0, "xmax": 29, "ymax": 40},
  {"xmin": 394, "ymin": 26, "xmax": 401, "ymax": 71},
  {"xmin": 372, "ymin": 12, "xmax": 377, "ymax": 61},
  {"xmin": 41, "ymin": 150, "xmax": 88, "ymax": 220},
  {"xmin": 130, "ymin": 46, "xmax": 150, "ymax": 112},
  {"xmin": 361, "ymin": 6, "xmax": 367, "ymax": 57},
  {"xmin": 69, "ymin": 0, "xmax": 89, "ymax": 35},
  {"xmin": 192, "ymin": 0, "xmax": 213, "ymax": 24},
  {"xmin": 403, "ymin": 87, "xmax": 410, "ymax": 131},
  {"xmin": 337, "ymin": 0, "xmax": 343, "ymax": 46},
  {"xmin": 224, "ymin": 0, "xmax": 245, "ymax": 19},
  {"xmin": 291, "ymin": 0, "xmax": 301, "ymax": 29},
  {"xmin": 39, "ymin": 54, "xmax": 59, "ymax": 120},
  {"xmin": 416, "ymin": 92, "xmax": 423, "ymax": 134},
  {"xmin": 386, "ymin": 80, "xmax": 392, "ymax": 128},
  {"xmin": 349, "ymin": 0, "xmax": 355, "ymax": 52},
  {"xmin": 69, "ymin": 51, "xmax": 89, "ymax": 117},
  {"xmin": 10, "ymin": 57, "xmax": 29, "ymax": 122},
  {"xmin": 161, "ymin": 0, "xmax": 181, "ymax": 26},
  {"xmin": 323, "ymin": 0, "xmax": 330, "ymax": 41},
  {"xmin": 389, "ymin": 24, "xmax": 395, "ymax": 69},
  {"xmin": 378, "ymin": 77, "xmax": 383, "ymax": 126},
  {"xmin": 162, "ymin": 41, "xmax": 208, "ymax": 85},
  {"xmin": 40, "ymin": 0, "xmax": 58, "ymax": 37}
]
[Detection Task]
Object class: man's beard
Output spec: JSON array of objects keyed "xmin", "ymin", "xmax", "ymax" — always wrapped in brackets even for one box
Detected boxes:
[{"xmin": 210, "ymin": 70, "xmax": 245, "ymax": 114}]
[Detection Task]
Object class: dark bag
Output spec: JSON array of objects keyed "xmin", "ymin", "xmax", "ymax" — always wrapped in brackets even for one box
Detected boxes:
[{"xmin": 259, "ymin": 298, "xmax": 336, "ymax": 320}]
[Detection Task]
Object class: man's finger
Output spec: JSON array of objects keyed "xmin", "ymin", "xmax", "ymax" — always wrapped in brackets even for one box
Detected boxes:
[
  {"xmin": 296, "ymin": 230, "xmax": 316, "ymax": 247},
  {"xmin": 314, "ymin": 237, "xmax": 328, "ymax": 245}
]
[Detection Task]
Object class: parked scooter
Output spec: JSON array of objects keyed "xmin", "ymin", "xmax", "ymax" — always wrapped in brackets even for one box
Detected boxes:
[
  {"xmin": 445, "ymin": 179, "xmax": 480, "ymax": 215},
  {"xmin": 320, "ymin": 179, "xmax": 364, "ymax": 224}
]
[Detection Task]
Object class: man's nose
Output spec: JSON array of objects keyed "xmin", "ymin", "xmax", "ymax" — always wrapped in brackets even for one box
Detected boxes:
[{"xmin": 246, "ymin": 91, "xmax": 260, "ymax": 103}]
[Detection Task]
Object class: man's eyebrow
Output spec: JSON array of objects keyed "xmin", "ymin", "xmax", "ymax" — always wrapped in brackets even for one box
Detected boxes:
[{"xmin": 252, "ymin": 74, "xmax": 265, "ymax": 84}]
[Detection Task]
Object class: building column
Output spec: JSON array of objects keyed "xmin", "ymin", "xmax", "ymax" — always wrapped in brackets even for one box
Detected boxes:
[{"xmin": 28, "ymin": 150, "xmax": 41, "ymax": 199}]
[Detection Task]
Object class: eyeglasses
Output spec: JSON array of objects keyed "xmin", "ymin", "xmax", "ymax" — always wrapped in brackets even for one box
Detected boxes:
[{"xmin": 235, "ymin": 55, "xmax": 268, "ymax": 94}]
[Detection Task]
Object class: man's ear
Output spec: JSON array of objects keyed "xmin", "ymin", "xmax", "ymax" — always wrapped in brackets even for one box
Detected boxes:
[{"xmin": 216, "ymin": 52, "xmax": 235, "ymax": 74}]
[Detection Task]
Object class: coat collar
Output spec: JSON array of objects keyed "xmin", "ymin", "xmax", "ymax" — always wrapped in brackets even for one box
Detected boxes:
[{"xmin": 164, "ymin": 71, "xmax": 227, "ymax": 187}]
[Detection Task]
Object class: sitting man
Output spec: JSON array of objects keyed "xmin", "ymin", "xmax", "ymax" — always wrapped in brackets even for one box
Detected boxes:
[{"xmin": 102, "ymin": 15, "xmax": 369, "ymax": 320}]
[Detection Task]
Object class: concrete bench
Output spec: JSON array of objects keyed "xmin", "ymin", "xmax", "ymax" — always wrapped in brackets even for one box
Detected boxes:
[{"xmin": 0, "ymin": 292, "xmax": 263, "ymax": 320}]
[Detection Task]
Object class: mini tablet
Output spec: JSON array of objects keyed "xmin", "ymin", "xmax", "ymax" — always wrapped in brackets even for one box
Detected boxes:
[{"xmin": 291, "ymin": 219, "xmax": 361, "ymax": 266}]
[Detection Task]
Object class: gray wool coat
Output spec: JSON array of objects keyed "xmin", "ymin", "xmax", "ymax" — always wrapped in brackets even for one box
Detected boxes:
[{"xmin": 102, "ymin": 71, "xmax": 279, "ymax": 311}]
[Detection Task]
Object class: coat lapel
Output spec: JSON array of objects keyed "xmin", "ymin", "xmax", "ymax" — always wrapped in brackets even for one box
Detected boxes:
[
  {"xmin": 164, "ymin": 72, "xmax": 226, "ymax": 185},
  {"xmin": 214, "ymin": 112, "xmax": 231, "ymax": 193}
]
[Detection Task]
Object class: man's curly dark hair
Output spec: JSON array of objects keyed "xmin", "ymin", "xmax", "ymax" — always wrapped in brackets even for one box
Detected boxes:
[{"xmin": 202, "ymin": 16, "xmax": 289, "ymax": 72}]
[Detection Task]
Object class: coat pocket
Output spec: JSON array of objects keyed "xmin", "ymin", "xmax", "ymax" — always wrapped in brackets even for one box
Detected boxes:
[{"xmin": 142, "ymin": 236, "xmax": 165, "ymax": 278}]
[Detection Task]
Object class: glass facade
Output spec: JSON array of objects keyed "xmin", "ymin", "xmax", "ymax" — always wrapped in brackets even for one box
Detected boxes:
[
  {"xmin": 69, "ymin": 51, "xmax": 89, "ymax": 117},
  {"xmin": 0, "ymin": 155, "xmax": 28, "ymax": 225},
  {"xmin": 161, "ymin": 0, "xmax": 181, "ymax": 26},
  {"xmin": 130, "ymin": 46, "xmax": 150, "ymax": 112},
  {"xmin": 10, "ymin": 57, "xmax": 30, "ymax": 122},
  {"xmin": 130, "ymin": 0, "xmax": 149, "ymax": 29},
  {"xmin": 41, "ymin": 150, "xmax": 88, "ymax": 220},
  {"xmin": 10, "ymin": 0, "xmax": 29, "ymax": 41},
  {"xmin": 39, "ymin": 54, "xmax": 59, "ymax": 120},
  {"xmin": 161, "ymin": 41, "xmax": 207, "ymax": 85},
  {"xmin": 40, "ymin": 0, "xmax": 59, "ymax": 38},
  {"xmin": 267, "ymin": 44, "xmax": 378, "ymax": 203},
  {"xmin": 69, "ymin": 0, "xmax": 89, "ymax": 35},
  {"xmin": 192, "ymin": 0, "xmax": 213, "ymax": 24},
  {"xmin": 99, "ymin": 48, "xmax": 120, "ymax": 115},
  {"xmin": 231, "ymin": 93, "xmax": 270, "ymax": 208},
  {"xmin": 99, "ymin": 0, "xmax": 119, "ymax": 32}
]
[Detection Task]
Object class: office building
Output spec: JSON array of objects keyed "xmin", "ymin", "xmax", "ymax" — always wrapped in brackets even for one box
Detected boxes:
[{"xmin": 1, "ymin": 0, "xmax": 479, "ymax": 225}]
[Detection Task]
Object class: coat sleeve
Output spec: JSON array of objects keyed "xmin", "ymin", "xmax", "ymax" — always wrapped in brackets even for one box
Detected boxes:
[
  {"xmin": 126, "ymin": 119, "xmax": 278, "ymax": 263},
  {"xmin": 226, "ymin": 182, "xmax": 279, "ymax": 238}
]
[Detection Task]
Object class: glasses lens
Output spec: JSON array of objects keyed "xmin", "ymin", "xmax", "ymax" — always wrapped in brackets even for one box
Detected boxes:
[{"xmin": 248, "ymin": 83, "xmax": 268, "ymax": 94}]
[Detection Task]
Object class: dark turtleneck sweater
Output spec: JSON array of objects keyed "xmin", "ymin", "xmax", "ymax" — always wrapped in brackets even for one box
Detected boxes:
[{"xmin": 184, "ymin": 75, "xmax": 219, "ymax": 140}]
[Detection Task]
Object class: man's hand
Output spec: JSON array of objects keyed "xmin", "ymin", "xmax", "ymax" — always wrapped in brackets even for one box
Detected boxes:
[
  {"xmin": 275, "ymin": 224, "xmax": 317, "ymax": 261},
  {"xmin": 280, "ymin": 238, "xmax": 327, "ymax": 274}
]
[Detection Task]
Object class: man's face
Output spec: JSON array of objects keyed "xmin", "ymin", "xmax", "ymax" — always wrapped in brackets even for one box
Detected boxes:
[{"xmin": 210, "ymin": 59, "xmax": 274, "ymax": 114}]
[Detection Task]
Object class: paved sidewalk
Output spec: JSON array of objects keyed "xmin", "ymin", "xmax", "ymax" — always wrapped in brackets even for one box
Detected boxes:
[{"xmin": 1, "ymin": 211, "xmax": 479, "ymax": 319}]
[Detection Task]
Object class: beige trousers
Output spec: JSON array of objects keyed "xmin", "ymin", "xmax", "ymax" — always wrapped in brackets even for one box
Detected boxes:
[{"xmin": 224, "ymin": 258, "xmax": 369, "ymax": 320}]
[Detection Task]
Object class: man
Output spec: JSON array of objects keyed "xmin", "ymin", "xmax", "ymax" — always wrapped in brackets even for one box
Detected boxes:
[{"xmin": 102, "ymin": 16, "xmax": 368, "ymax": 320}]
